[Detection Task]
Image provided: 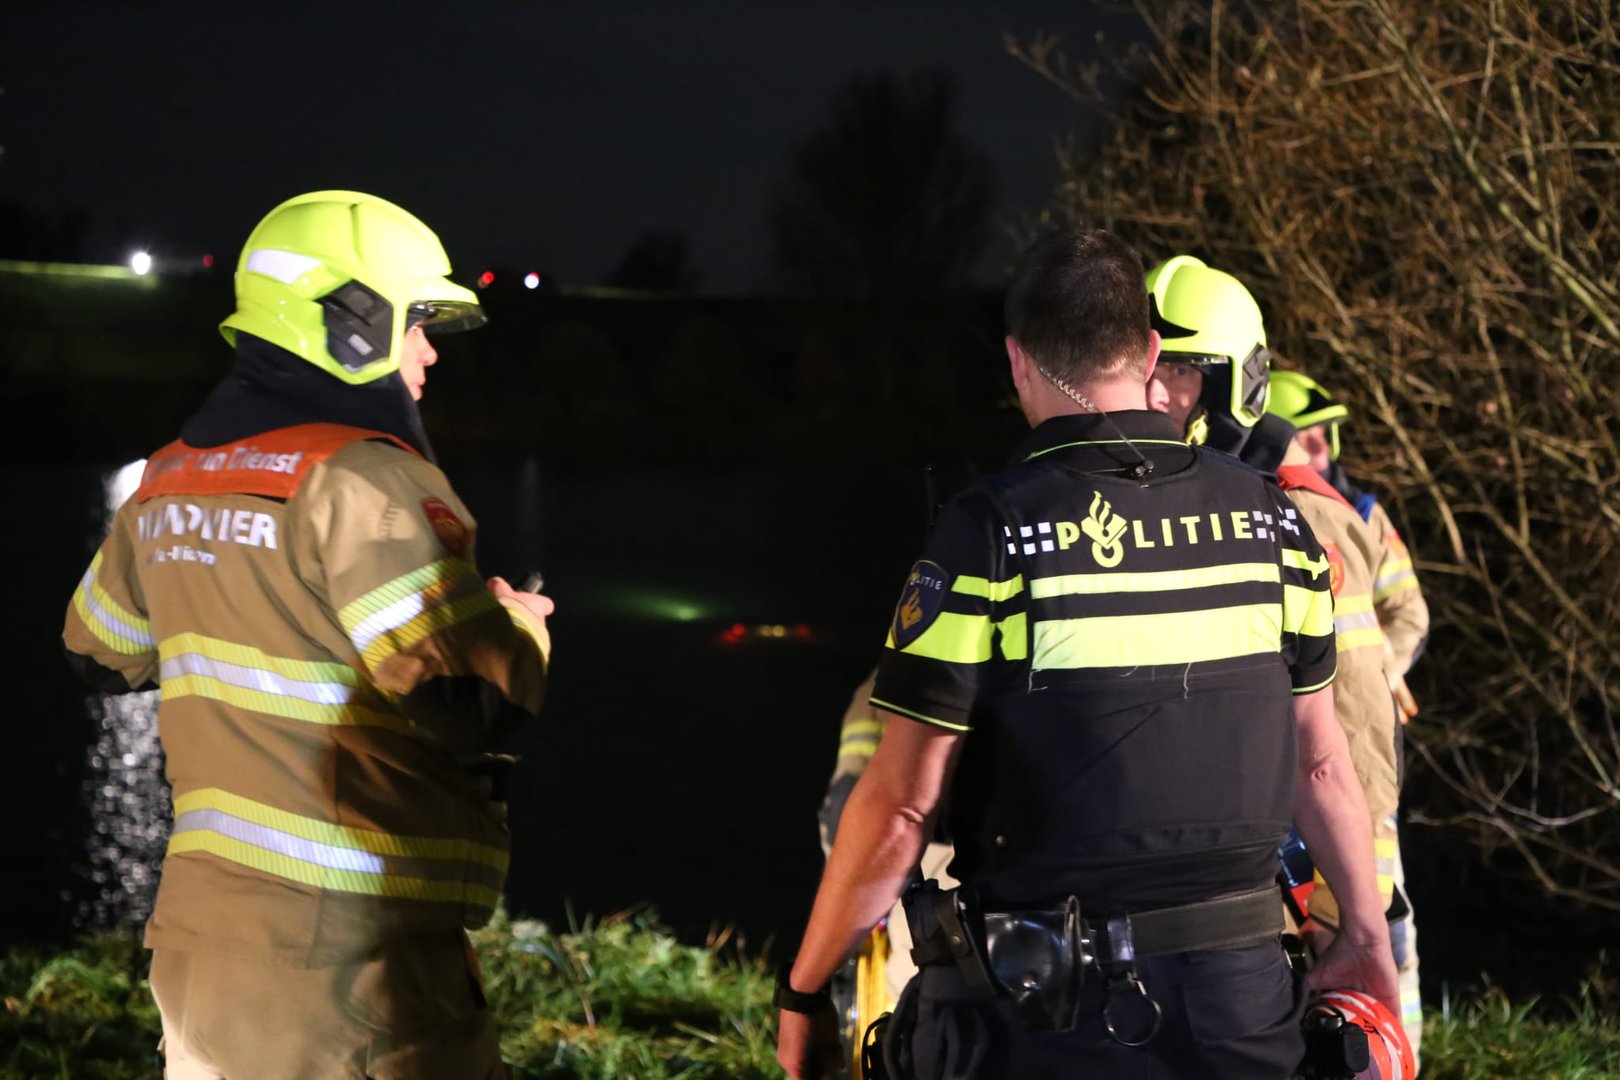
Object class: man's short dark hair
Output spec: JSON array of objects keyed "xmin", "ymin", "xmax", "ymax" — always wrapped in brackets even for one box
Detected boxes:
[{"xmin": 1004, "ymin": 228, "xmax": 1151, "ymax": 384}]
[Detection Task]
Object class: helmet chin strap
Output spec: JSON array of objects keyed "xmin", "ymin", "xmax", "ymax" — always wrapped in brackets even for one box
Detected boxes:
[{"xmin": 1030, "ymin": 359, "xmax": 1155, "ymax": 482}]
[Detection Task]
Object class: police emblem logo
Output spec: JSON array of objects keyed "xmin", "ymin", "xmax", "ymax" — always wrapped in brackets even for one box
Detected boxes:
[
  {"xmin": 892, "ymin": 560, "xmax": 948, "ymax": 650},
  {"xmin": 421, "ymin": 497, "xmax": 469, "ymax": 555}
]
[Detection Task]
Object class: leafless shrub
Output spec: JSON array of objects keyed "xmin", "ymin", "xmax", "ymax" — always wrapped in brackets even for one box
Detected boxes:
[{"xmin": 1012, "ymin": 0, "xmax": 1620, "ymax": 907}]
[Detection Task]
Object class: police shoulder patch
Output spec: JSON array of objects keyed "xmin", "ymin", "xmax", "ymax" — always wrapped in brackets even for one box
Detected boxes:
[{"xmin": 892, "ymin": 560, "xmax": 949, "ymax": 650}]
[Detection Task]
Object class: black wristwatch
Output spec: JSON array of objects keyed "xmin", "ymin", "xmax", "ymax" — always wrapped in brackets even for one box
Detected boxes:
[{"xmin": 773, "ymin": 962, "xmax": 833, "ymax": 1013}]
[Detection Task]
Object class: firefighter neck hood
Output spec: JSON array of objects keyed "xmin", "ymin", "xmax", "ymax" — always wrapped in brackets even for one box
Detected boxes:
[{"xmin": 181, "ymin": 333, "xmax": 435, "ymax": 459}]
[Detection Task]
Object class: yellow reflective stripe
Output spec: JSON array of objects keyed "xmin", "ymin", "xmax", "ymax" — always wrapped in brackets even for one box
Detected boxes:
[
  {"xmin": 1282, "ymin": 548, "xmax": 1329, "ymax": 579},
  {"xmin": 838, "ymin": 720, "xmax": 884, "ymax": 759},
  {"xmin": 1031, "ymin": 605, "xmax": 1281, "ymax": 669},
  {"xmin": 173, "ymin": 788, "xmax": 508, "ymax": 869},
  {"xmin": 161, "ymin": 674, "xmax": 410, "ymax": 732},
  {"xmin": 1030, "ymin": 562, "xmax": 1279, "ymax": 598},
  {"xmin": 73, "ymin": 552, "xmax": 155, "ymax": 655},
  {"xmin": 1312, "ymin": 869, "xmax": 1394, "ymax": 904},
  {"xmin": 1336, "ymin": 626, "xmax": 1385, "ymax": 652},
  {"xmin": 338, "ymin": 557, "xmax": 478, "ymax": 632},
  {"xmin": 1374, "ymin": 836, "xmax": 1399, "ymax": 860},
  {"xmin": 159, "ymin": 632, "xmax": 360, "ymax": 686},
  {"xmin": 360, "ymin": 591, "xmax": 502, "ymax": 671},
  {"xmin": 1334, "ymin": 592, "xmax": 1374, "ymax": 615},
  {"xmin": 1284, "ymin": 585, "xmax": 1334, "ymax": 637},
  {"xmin": 893, "ymin": 612, "xmax": 993, "ymax": 664},
  {"xmin": 1293, "ymin": 668, "xmax": 1336, "ymax": 694},
  {"xmin": 996, "ymin": 612, "xmax": 1029, "ymax": 661},
  {"xmin": 870, "ymin": 697, "xmax": 971, "ymax": 732},
  {"xmin": 73, "ymin": 584, "xmax": 148, "ymax": 655},
  {"xmin": 1374, "ymin": 568, "xmax": 1419, "ymax": 601},
  {"xmin": 1025, "ymin": 439, "xmax": 1187, "ymax": 461},
  {"xmin": 167, "ymin": 832, "xmax": 502, "ymax": 908},
  {"xmin": 951, "ymin": 574, "xmax": 1025, "ymax": 601}
]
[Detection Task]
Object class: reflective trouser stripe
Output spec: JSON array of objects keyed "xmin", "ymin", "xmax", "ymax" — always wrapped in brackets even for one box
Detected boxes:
[
  {"xmin": 73, "ymin": 553, "xmax": 155, "ymax": 655},
  {"xmin": 1032, "ymin": 604, "xmax": 1281, "ymax": 670}
]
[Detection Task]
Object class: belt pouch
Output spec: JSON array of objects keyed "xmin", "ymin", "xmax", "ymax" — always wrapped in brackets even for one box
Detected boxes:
[{"xmin": 981, "ymin": 896, "xmax": 1083, "ymax": 1032}]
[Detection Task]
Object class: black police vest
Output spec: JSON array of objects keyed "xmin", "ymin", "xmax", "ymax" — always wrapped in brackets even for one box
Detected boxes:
[{"xmin": 946, "ymin": 447, "xmax": 1305, "ymax": 912}]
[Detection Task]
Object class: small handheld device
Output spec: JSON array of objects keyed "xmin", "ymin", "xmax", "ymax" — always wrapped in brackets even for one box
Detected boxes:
[{"xmin": 519, "ymin": 571, "xmax": 545, "ymax": 593}]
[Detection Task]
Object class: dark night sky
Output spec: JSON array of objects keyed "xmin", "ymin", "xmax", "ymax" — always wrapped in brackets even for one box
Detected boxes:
[{"xmin": 1, "ymin": 1, "xmax": 1138, "ymax": 291}]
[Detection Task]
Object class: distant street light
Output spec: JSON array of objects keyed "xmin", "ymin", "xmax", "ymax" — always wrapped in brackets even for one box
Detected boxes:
[
  {"xmin": 130, "ymin": 251, "xmax": 153, "ymax": 276},
  {"xmin": 524, "ymin": 272, "xmax": 540, "ymax": 289}
]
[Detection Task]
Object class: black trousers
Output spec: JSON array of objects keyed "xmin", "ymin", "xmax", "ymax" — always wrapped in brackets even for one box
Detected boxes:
[{"xmin": 901, "ymin": 939, "xmax": 1306, "ymax": 1080}]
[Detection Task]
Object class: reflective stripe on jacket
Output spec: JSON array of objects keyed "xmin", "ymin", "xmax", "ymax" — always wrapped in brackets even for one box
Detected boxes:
[{"xmin": 64, "ymin": 423, "xmax": 547, "ymax": 966}]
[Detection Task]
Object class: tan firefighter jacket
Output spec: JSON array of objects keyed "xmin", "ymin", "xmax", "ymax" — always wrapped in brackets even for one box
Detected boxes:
[
  {"xmin": 64, "ymin": 423, "xmax": 548, "ymax": 966},
  {"xmin": 1277, "ymin": 453, "xmax": 1398, "ymax": 922},
  {"xmin": 1366, "ymin": 499, "xmax": 1429, "ymax": 678}
]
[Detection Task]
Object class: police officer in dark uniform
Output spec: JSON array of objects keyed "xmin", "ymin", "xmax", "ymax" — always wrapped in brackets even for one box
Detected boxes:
[{"xmin": 775, "ymin": 229, "xmax": 1398, "ymax": 1080}]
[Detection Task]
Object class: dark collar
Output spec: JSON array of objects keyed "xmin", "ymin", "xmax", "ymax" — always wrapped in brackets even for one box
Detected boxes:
[
  {"xmin": 1012, "ymin": 410, "xmax": 1187, "ymax": 464},
  {"xmin": 180, "ymin": 334, "xmax": 434, "ymax": 460}
]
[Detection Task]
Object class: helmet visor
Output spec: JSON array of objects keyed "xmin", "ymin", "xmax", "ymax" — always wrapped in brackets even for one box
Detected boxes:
[{"xmin": 408, "ymin": 299, "xmax": 488, "ymax": 334}]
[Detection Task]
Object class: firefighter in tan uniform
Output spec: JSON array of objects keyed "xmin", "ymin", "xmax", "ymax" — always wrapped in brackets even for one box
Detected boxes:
[
  {"xmin": 1269, "ymin": 368, "xmax": 1428, "ymax": 1056},
  {"xmin": 63, "ymin": 191, "xmax": 551, "ymax": 1080},
  {"xmin": 1143, "ymin": 256, "xmax": 1416, "ymax": 1050}
]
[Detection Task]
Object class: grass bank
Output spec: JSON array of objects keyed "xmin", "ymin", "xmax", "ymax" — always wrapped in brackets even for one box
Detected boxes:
[{"xmin": 3, "ymin": 916, "xmax": 1616, "ymax": 1078}]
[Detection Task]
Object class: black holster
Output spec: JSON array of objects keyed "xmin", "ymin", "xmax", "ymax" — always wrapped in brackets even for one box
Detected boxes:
[{"xmin": 903, "ymin": 881, "xmax": 1088, "ymax": 1032}]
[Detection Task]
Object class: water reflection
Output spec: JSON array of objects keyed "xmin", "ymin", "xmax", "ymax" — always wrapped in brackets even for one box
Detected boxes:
[{"xmin": 78, "ymin": 460, "xmax": 167, "ymax": 931}]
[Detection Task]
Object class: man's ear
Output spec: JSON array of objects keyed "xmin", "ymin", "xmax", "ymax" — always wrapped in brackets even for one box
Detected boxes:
[
  {"xmin": 1143, "ymin": 329, "xmax": 1161, "ymax": 383},
  {"xmin": 1006, "ymin": 335, "xmax": 1031, "ymax": 392}
]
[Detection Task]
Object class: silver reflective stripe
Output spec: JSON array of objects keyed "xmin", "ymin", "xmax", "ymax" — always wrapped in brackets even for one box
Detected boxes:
[
  {"xmin": 1334, "ymin": 610, "xmax": 1381, "ymax": 634},
  {"xmin": 159, "ymin": 653, "xmax": 357, "ymax": 705},
  {"xmin": 1375, "ymin": 568, "xmax": 1416, "ymax": 591},
  {"xmin": 172, "ymin": 808, "xmax": 386, "ymax": 874},
  {"xmin": 80, "ymin": 569, "xmax": 156, "ymax": 647},
  {"xmin": 348, "ymin": 592, "xmax": 429, "ymax": 653},
  {"xmin": 245, "ymin": 248, "xmax": 322, "ymax": 284}
]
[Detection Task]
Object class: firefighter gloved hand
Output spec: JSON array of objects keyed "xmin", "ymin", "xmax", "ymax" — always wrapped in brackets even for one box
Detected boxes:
[{"xmin": 488, "ymin": 577, "xmax": 554, "ymax": 660}]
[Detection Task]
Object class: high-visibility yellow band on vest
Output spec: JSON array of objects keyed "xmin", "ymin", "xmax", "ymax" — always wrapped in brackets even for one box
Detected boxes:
[
  {"xmin": 1029, "ymin": 562, "xmax": 1280, "ymax": 599},
  {"xmin": 168, "ymin": 787, "xmax": 507, "ymax": 908},
  {"xmin": 888, "ymin": 612, "xmax": 994, "ymax": 665},
  {"xmin": 73, "ymin": 552, "xmax": 155, "ymax": 656},
  {"xmin": 951, "ymin": 574, "xmax": 1025, "ymax": 602},
  {"xmin": 1283, "ymin": 585, "xmax": 1335, "ymax": 637},
  {"xmin": 1032, "ymin": 603, "xmax": 1283, "ymax": 670}
]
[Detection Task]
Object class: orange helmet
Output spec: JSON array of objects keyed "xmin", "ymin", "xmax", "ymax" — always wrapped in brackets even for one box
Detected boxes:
[{"xmin": 1312, "ymin": 990, "xmax": 1415, "ymax": 1080}]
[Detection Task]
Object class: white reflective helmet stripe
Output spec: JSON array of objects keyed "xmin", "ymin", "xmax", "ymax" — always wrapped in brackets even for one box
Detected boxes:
[{"xmin": 245, "ymin": 248, "xmax": 324, "ymax": 284}]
